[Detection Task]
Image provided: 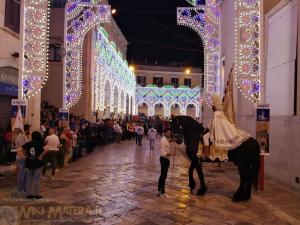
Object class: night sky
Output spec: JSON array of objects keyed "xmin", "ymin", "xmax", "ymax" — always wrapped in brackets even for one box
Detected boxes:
[{"xmin": 108, "ymin": 0, "xmax": 204, "ymax": 69}]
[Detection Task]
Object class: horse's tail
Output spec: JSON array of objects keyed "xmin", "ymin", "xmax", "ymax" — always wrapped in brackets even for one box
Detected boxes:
[{"xmin": 251, "ymin": 138, "xmax": 260, "ymax": 190}]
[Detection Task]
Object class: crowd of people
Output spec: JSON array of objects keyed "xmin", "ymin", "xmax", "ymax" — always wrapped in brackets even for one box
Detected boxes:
[{"xmin": 0, "ymin": 101, "xmax": 171, "ymax": 199}]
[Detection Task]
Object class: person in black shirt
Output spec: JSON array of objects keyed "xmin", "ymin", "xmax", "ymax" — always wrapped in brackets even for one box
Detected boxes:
[{"xmin": 17, "ymin": 131, "xmax": 47, "ymax": 199}]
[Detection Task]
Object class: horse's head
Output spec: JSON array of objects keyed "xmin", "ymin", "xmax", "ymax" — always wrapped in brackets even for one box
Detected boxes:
[
  {"xmin": 170, "ymin": 116, "xmax": 184, "ymax": 144},
  {"xmin": 171, "ymin": 116, "xmax": 206, "ymax": 144}
]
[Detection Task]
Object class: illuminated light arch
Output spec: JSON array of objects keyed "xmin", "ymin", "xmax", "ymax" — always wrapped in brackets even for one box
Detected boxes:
[
  {"xmin": 135, "ymin": 85, "xmax": 201, "ymax": 117},
  {"xmin": 186, "ymin": 102, "xmax": 200, "ymax": 118},
  {"xmin": 113, "ymin": 85, "xmax": 119, "ymax": 113},
  {"xmin": 94, "ymin": 27, "xmax": 136, "ymax": 114},
  {"xmin": 178, "ymin": 0, "xmax": 262, "ymax": 104},
  {"xmin": 153, "ymin": 102, "xmax": 167, "ymax": 117},
  {"xmin": 104, "ymin": 79, "xmax": 111, "ymax": 103},
  {"xmin": 170, "ymin": 102, "xmax": 183, "ymax": 116},
  {"xmin": 136, "ymin": 102, "xmax": 150, "ymax": 116},
  {"xmin": 20, "ymin": 0, "xmax": 50, "ymax": 99},
  {"xmin": 177, "ymin": 5, "xmax": 221, "ymax": 105},
  {"xmin": 64, "ymin": 0, "xmax": 111, "ymax": 109}
]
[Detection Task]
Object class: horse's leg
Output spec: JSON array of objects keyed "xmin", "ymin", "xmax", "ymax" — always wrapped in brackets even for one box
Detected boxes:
[
  {"xmin": 188, "ymin": 163, "xmax": 196, "ymax": 191},
  {"xmin": 232, "ymin": 163, "xmax": 249, "ymax": 202},
  {"xmin": 233, "ymin": 146, "xmax": 251, "ymax": 202},
  {"xmin": 191, "ymin": 157, "xmax": 207, "ymax": 196}
]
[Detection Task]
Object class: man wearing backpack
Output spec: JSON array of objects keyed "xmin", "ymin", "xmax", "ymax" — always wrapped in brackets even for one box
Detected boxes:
[{"xmin": 147, "ymin": 125, "xmax": 157, "ymax": 150}]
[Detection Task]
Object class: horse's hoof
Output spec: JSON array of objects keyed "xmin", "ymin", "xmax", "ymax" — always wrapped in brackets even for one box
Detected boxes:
[
  {"xmin": 232, "ymin": 193, "xmax": 250, "ymax": 202},
  {"xmin": 197, "ymin": 186, "xmax": 207, "ymax": 196}
]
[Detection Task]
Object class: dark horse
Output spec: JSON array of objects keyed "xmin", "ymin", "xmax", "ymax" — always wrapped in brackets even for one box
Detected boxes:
[{"xmin": 171, "ymin": 116, "xmax": 260, "ymax": 202}]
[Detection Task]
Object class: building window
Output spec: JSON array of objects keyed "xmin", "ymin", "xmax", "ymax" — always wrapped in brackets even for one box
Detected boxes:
[
  {"xmin": 153, "ymin": 77, "xmax": 163, "ymax": 87},
  {"xmin": 5, "ymin": 0, "xmax": 20, "ymax": 34},
  {"xmin": 184, "ymin": 78, "xmax": 192, "ymax": 87},
  {"xmin": 137, "ymin": 76, "xmax": 146, "ymax": 86},
  {"xmin": 49, "ymin": 43, "xmax": 62, "ymax": 62},
  {"xmin": 171, "ymin": 77, "xmax": 179, "ymax": 87}
]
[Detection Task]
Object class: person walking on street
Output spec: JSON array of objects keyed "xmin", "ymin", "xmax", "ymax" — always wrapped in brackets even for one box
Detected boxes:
[
  {"xmin": 113, "ymin": 122, "xmax": 123, "ymax": 144},
  {"xmin": 158, "ymin": 128, "xmax": 175, "ymax": 198},
  {"xmin": 136, "ymin": 124, "xmax": 144, "ymax": 147},
  {"xmin": 42, "ymin": 128, "xmax": 60, "ymax": 179},
  {"xmin": 147, "ymin": 125, "xmax": 157, "ymax": 150}
]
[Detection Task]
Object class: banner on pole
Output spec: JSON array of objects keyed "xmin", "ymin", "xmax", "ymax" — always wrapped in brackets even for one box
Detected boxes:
[
  {"xmin": 59, "ymin": 108, "xmax": 69, "ymax": 128},
  {"xmin": 256, "ymin": 103, "xmax": 270, "ymax": 155},
  {"xmin": 11, "ymin": 99, "xmax": 27, "ymax": 130}
]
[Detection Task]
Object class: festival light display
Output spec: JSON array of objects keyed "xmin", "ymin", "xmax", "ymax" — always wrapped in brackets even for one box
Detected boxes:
[
  {"xmin": 64, "ymin": 0, "xmax": 111, "ymax": 109},
  {"xmin": 234, "ymin": 0, "xmax": 262, "ymax": 103},
  {"xmin": 177, "ymin": 2, "xmax": 221, "ymax": 105},
  {"xmin": 135, "ymin": 85, "xmax": 201, "ymax": 117},
  {"xmin": 94, "ymin": 27, "xmax": 136, "ymax": 114},
  {"xmin": 178, "ymin": 0, "xmax": 262, "ymax": 104},
  {"xmin": 21, "ymin": 0, "xmax": 50, "ymax": 99}
]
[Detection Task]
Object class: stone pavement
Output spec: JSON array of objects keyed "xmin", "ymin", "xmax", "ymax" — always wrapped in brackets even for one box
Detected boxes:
[{"xmin": 0, "ymin": 139, "xmax": 299, "ymax": 225}]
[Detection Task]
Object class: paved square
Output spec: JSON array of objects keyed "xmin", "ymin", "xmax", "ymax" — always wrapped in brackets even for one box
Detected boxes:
[{"xmin": 0, "ymin": 139, "xmax": 299, "ymax": 225}]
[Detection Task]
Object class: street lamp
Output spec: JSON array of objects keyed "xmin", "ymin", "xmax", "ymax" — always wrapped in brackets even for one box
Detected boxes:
[
  {"xmin": 129, "ymin": 65, "xmax": 135, "ymax": 72},
  {"xmin": 185, "ymin": 68, "xmax": 191, "ymax": 75},
  {"xmin": 112, "ymin": 9, "xmax": 117, "ymax": 15}
]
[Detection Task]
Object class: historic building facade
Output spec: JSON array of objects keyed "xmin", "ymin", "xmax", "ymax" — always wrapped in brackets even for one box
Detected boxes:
[{"xmin": 0, "ymin": 0, "xmax": 20, "ymax": 131}]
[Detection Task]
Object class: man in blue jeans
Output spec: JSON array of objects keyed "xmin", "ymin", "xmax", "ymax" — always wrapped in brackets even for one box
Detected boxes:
[{"xmin": 17, "ymin": 131, "xmax": 46, "ymax": 199}]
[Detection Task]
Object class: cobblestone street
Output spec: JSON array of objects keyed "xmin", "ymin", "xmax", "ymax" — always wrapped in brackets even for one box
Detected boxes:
[{"xmin": 0, "ymin": 139, "xmax": 300, "ymax": 225}]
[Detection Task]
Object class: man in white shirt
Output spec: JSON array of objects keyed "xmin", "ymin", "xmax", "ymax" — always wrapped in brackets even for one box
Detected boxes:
[
  {"xmin": 158, "ymin": 128, "xmax": 175, "ymax": 197},
  {"xmin": 136, "ymin": 124, "xmax": 144, "ymax": 147},
  {"xmin": 147, "ymin": 125, "xmax": 157, "ymax": 150},
  {"xmin": 113, "ymin": 122, "xmax": 123, "ymax": 144},
  {"xmin": 42, "ymin": 128, "xmax": 60, "ymax": 178}
]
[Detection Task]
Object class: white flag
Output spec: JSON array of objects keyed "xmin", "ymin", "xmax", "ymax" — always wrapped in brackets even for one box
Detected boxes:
[{"xmin": 13, "ymin": 106, "xmax": 24, "ymax": 130}]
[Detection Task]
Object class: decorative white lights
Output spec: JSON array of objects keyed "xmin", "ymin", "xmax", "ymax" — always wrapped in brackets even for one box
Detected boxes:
[
  {"xmin": 179, "ymin": 0, "xmax": 262, "ymax": 104},
  {"xmin": 135, "ymin": 85, "xmax": 201, "ymax": 117},
  {"xmin": 21, "ymin": 0, "xmax": 50, "ymax": 99},
  {"xmin": 94, "ymin": 27, "xmax": 136, "ymax": 113},
  {"xmin": 234, "ymin": 0, "xmax": 262, "ymax": 103},
  {"xmin": 177, "ymin": 3, "xmax": 221, "ymax": 105},
  {"xmin": 64, "ymin": 0, "xmax": 111, "ymax": 109}
]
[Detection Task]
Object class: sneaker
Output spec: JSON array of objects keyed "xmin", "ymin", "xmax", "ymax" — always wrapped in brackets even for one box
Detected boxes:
[{"xmin": 160, "ymin": 193, "xmax": 167, "ymax": 198}]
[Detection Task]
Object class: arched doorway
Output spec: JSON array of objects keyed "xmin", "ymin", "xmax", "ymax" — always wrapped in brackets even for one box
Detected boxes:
[
  {"xmin": 113, "ymin": 86, "xmax": 118, "ymax": 116},
  {"xmin": 186, "ymin": 104, "xmax": 196, "ymax": 118},
  {"xmin": 170, "ymin": 103, "xmax": 181, "ymax": 116},
  {"xmin": 137, "ymin": 102, "xmax": 148, "ymax": 117},
  {"xmin": 121, "ymin": 91, "xmax": 125, "ymax": 114},
  {"xmin": 154, "ymin": 103, "xmax": 164, "ymax": 118},
  {"xmin": 104, "ymin": 81, "xmax": 111, "ymax": 118}
]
